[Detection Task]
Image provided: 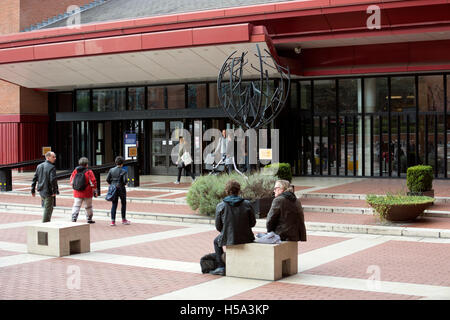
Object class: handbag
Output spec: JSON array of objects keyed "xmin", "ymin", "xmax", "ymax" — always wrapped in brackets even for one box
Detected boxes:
[
  {"xmin": 181, "ymin": 152, "xmax": 193, "ymax": 166},
  {"xmin": 105, "ymin": 184, "xmax": 118, "ymax": 201}
]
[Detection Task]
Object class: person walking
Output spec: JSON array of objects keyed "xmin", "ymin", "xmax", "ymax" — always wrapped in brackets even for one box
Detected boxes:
[
  {"xmin": 70, "ymin": 157, "xmax": 97, "ymax": 224},
  {"xmin": 266, "ymin": 179, "xmax": 307, "ymax": 242},
  {"xmin": 211, "ymin": 180, "xmax": 256, "ymax": 276},
  {"xmin": 106, "ymin": 156, "xmax": 130, "ymax": 226},
  {"xmin": 174, "ymin": 136, "xmax": 195, "ymax": 184},
  {"xmin": 31, "ymin": 151, "xmax": 59, "ymax": 223}
]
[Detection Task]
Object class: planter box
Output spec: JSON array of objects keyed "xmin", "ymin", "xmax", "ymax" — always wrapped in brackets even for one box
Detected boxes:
[
  {"xmin": 382, "ymin": 203, "xmax": 433, "ymax": 222},
  {"xmin": 249, "ymin": 197, "xmax": 274, "ymax": 219}
]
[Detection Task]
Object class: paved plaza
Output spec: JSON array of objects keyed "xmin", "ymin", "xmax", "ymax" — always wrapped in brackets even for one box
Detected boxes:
[{"xmin": 0, "ymin": 172, "xmax": 449, "ymax": 308}]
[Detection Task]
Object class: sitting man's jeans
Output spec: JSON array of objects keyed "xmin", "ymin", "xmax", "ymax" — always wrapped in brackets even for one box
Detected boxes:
[{"xmin": 213, "ymin": 236, "xmax": 225, "ymax": 268}]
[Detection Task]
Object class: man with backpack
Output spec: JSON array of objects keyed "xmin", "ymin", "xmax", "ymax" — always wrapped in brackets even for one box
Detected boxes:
[{"xmin": 70, "ymin": 157, "xmax": 97, "ymax": 224}]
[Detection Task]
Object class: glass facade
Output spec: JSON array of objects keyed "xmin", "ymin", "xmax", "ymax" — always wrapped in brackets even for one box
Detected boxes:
[
  {"xmin": 93, "ymin": 88, "xmax": 126, "ymax": 112},
  {"xmin": 292, "ymin": 74, "xmax": 449, "ymax": 178},
  {"xmin": 59, "ymin": 74, "xmax": 449, "ymax": 178}
]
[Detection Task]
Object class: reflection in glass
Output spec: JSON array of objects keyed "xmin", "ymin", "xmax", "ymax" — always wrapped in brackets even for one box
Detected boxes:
[
  {"xmin": 128, "ymin": 87, "xmax": 145, "ymax": 111},
  {"xmin": 418, "ymin": 75, "xmax": 444, "ymax": 112},
  {"xmin": 188, "ymin": 84, "xmax": 206, "ymax": 109},
  {"xmin": 93, "ymin": 88, "xmax": 126, "ymax": 112},
  {"xmin": 365, "ymin": 78, "xmax": 388, "ymax": 113},
  {"xmin": 152, "ymin": 121, "xmax": 165, "ymax": 139},
  {"xmin": 390, "ymin": 77, "xmax": 415, "ymax": 112},
  {"xmin": 300, "ymin": 81, "xmax": 311, "ymax": 110},
  {"xmin": 339, "ymin": 79, "xmax": 359, "ymax": 114},
  {"xmin": 148, "ymin": 86, "xmax": 165, "ymax": 109},
  {"xmin": 208, "ymin": 83, "xmax": 220, "ymax": 108},
  {"xmin": 167, "ymin": 85, "xmax": 185, "ymax": 109},
  {"xmin": 314, "ymin": 80, "xmax": 336, "ymax": 113},
  {"xmin": 76, "ymin": 90, "xmax": 90, "ymax": 112}
]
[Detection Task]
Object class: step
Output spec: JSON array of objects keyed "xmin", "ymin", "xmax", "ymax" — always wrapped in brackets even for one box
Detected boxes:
[
  {"xmin": 299, "ymin": 192, "xmax": 450, "ymax": 204},
  {"xmin": 1, "ymin": 202, "xmax": 450, "ymax": 239}
]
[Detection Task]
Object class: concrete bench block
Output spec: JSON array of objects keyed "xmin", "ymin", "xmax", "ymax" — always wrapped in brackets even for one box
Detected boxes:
[
  {"xmin": 27, "ymin": 221, "xmax": 90, "ymax": 257},
  {"xmin": 225, "ymin": 241, "xmax": 298, "ymax": 281}
]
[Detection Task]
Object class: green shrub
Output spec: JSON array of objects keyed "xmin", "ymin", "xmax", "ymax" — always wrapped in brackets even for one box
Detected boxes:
[
  {"xmin": 366, "ymin": 193, "xmax": 434, "ymax": 220},
  {"xmin": 406, "ymin": 165, "xmax": 433, "ymax": 193},
  {"xmin": 263, "ymin": 162, "xmax": 292, "ymax": 182},
  {"xmin": 186, "ymin": 173, "xmax": 277, "ymax": 216}
]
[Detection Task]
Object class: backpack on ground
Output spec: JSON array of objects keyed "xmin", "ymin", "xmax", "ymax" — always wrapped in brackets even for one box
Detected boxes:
[
  {"xmin": 72, "ymin": 167, "xmax": 87, "ymax": 191},
  {"xmin": 200, "ymin": 253, "xmax": 219, "ymax": 274}
]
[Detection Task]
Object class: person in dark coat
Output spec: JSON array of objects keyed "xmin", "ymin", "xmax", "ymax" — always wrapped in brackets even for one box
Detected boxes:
[
  {"xmin": 266, "ymin": 180, "xmax": 307, "ymax": 242},
  {"xmin": 211, "ymin": 180, "xmax": 256, "ymax": 275},
  {"xmin": 106, "ymin": 156, "xmax": 130, "ymax": 226},
  {"xmin": 31, "ymin": 151, "xmax": 59, "ymax": 222}
]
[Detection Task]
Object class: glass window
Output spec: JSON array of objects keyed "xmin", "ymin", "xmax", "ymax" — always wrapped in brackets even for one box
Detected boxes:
[
  {"xmin": 339, "ymin": 79, "xmax": 359, "ymax": 114},
  {"xmin": 364, "ymin": 77, "xmax": 388, "ymax": 113},
  {"xmin": 314, "ymin": 80, "xmax": 336, "ymax": 113},
  {"xmin": 128, "ymin": 87, "xmax": 145, "ymax": 111},
  {"xmin": 289, "ymin": 82, "xmax": 298, "ymax": 109},
  {"xmin": 390, "ymin": 77, "xmax": 415, "ymax": 112},
  {"xmin": 188, "ymin": 84, "xmax": 206, "ymax": 109},
  {"xmin": 300, "ymin": 81, "xmax": 311, "ymax": 110},
  {"xmin": 93, "ymin": 88, "xmax": 126, "ymax": 112},
  {"xmin": 76, "ymin": 90, "xmax": 90, "ymax": 112},
  {"xmin": 208, "ymin": 83, "xmax": 220, "ymax": 108},
  {"xmin": 56, "ymin": 92, "xmax": 73, "ymax": 112},
  {"xmin": 167, "ymin": 85, "xmax": 185, "ymax": 109},
  {"xmin": 418, "ymin": 75, "xmax": 444, "ymax": 112},
  {"xmin": 148, "ymin": 86, "xmax": 166, "ymax": 109}
]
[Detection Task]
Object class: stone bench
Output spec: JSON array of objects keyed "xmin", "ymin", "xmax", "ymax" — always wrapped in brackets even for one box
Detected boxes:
[
  {"xmin": 225, "ymin": 241, "xmax": 298, "ymax": 281},
  {"xmin": 27, "ymin": 221, "xmax": 90, "ymax": 257}
]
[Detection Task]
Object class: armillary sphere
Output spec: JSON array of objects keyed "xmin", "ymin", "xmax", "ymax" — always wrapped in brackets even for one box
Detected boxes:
[{"xmin": 217, "ymin": 44, "xmax": 290, "ymax": 130}]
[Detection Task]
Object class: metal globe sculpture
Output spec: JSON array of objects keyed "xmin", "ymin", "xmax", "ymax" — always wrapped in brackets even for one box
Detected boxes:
[{"xmin": 217, "ymin": 44, "xmax": 290, "ymax": 130}]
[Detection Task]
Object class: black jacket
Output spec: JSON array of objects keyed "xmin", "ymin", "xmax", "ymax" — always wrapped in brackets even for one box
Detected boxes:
[
  {"xmin": 106, "ymin": 166, "xmax": 128, "ymax": 188},
  {"xmin": 266, "ymin": 191, "xmax": 307, "ymax": 242},
  {"xmin": 31, "ymin": 160, "xmax": 59, "ymax": 197},
  {"xmin": 215, "ymin": 195, "xmax": 256, "ymax": 247}
]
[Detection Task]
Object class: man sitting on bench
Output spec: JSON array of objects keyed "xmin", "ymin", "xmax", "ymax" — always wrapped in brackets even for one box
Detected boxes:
[
  {"xmin": 210, "ymin": 180, "xmax": 256, "ymax": 276},
  {"xmin": 266, "ymin": 180, "xmax": 307, "ymax": 242}
]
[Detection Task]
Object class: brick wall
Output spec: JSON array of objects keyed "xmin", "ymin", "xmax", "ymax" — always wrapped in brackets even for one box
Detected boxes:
[
  {"xmin": 0, "ymin": 0, "xmax": 20, "ymax": 34},
  {"xmin": 20, "ymin": 0, "xmax": 92, "ymax": 31}
]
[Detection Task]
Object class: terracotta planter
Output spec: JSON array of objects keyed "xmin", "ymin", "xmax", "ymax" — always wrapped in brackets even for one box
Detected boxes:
[
  {"xmin": 381, "ymin": 203, "xmax": 432, "ymax": 222},
  {"xmin": 249, "ymin": 197, "xmax": 274, "ymax": 219}
]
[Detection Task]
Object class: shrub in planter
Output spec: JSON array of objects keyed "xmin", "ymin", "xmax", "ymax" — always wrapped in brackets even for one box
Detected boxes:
[
  {"xmin": 263, "ymin": 162, "xmax": 292, "ymax": 182},
  {"xmin": 186, "ymin": 173, "xmax": 277, "ymax": 217},
  {"xmin": 406, "ymin": 165, "xmax": 434, "ymax": 196},
  {"xmin": 366, "ymin": 194, "xmax": 434, "ymax": 222}
]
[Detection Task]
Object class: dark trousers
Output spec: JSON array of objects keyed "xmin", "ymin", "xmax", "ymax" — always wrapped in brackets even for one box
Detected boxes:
[
  {"xmin": 111, "ymin": 187, "xmax": 126, "ymax": 221},
  {"xmin": 42, "ymin": 196, "xmax": 54, "ymax": 222},
  {"xmin": 213, "ymin": 236, "xmax": 225, "ymax": 268},
  {"xmin": 177, "ymin": 164, "xmax": 195, "ymax": 182}
]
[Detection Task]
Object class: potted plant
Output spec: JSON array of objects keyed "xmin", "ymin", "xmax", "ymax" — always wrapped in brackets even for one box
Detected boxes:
[
  {"xmin": 366, "ymin": 193, "xmax": 434, "ymax": 222},
  {"xmin": 240, "ymin": 173, "xmax": 277, "ymax": 219},
  {"xmin": 263, "ymin": 162, "xmax": 293, "ymax": 182},
  {"xmin": 406, "ymin": 165, "xmax": 434, "ymax": 197},
  {"xmin": 186, "ymin": 172, "xmax": 277, "ymax": 218}
]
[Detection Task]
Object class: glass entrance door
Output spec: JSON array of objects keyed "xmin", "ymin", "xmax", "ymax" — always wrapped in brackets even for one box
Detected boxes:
[{"xmin": 151, "ymin": 120, "xmax": 184, "ymax": 175}]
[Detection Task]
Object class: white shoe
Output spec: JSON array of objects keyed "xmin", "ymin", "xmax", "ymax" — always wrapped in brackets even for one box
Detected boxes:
[{"xmin": 174, "ymin": 181, "xmax": 180, "ymax": 184}]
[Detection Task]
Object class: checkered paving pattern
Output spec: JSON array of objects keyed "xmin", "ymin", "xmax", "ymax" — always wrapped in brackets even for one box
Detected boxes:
[
  {"xmin": 1, "ymin": 173, "xmax": 450, "ymax": 300},
  {"xmin": 227, "ymin": 282, "xmax": 422, "ymax": 300},
  {"xmin": 303, "ymin": 240, "xmax": 450, "ymax": 287}
]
